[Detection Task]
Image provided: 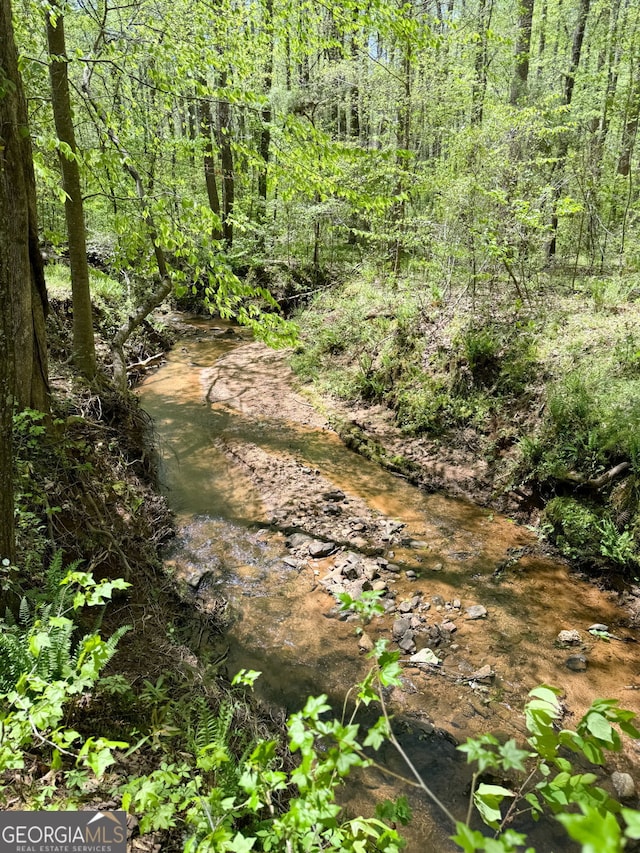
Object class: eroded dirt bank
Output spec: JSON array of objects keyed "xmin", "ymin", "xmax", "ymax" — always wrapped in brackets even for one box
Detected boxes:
[{"xmin": 139, "ymin": 318, "xmax": 640, "ymax": 850}]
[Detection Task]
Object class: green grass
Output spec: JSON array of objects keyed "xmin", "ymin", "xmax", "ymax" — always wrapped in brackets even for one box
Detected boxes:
[{"xmin": 45, "ymin": 262, "xmax": 124, "ymax": 301}]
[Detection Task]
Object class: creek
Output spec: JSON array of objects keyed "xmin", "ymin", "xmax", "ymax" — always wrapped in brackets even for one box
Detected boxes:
[{"xmin": 138, "ymin": 316, "xmax": 640, "ymax": 852}]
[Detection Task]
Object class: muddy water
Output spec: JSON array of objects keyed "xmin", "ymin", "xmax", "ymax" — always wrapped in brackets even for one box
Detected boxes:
[{"xmin": 139, "ymin": 318, "xmax": 640, "ymax": 852}]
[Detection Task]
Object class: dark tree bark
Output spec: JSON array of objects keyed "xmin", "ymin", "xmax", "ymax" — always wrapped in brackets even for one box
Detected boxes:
[
  {"xmin": 510, "ymin": 0, "xmax": 535, "ymax": 105},
  {"xmin": 47, "ymin": 2, "xmax": 97, "ymax": 379},
  {"xmin": 200, "ymin": 94, "xmax": 224, "ymax": 241},
  {"xmin": 217, "ymin": 73, "xmax": 234, "ymax": 248},
  {"xmin": 1, "ymin": 0, "xmax": 51, "ymax": 558},
  {"xmin": 257, "ymin": 0, "xmax": 274, "ymax": 225}
]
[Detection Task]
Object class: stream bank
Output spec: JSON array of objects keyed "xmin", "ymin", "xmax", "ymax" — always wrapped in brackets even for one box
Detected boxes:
[{"xmin": 138, "ymin": 315, "xmax": 640, "ymax": 850}]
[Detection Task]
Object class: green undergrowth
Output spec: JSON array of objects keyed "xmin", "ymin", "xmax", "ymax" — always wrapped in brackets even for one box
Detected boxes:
[
  {"xmin": 3, "ymin": 561, "xmax": 640, "ymax": 853},
  {"xmin": 291, "ymin": 266, "xmax": 640, "ymax": 574}
]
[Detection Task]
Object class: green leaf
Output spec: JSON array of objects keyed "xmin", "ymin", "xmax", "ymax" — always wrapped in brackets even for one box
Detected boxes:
[
  {"xmin": 228, "ymin": 834, "xmax": 256, "ymax": 852},
  {"xmin": 584, "ymin": 713, "xmax": 615, "ymax": 744},
  {"xmin": 498, "ymin": 739, "xmax": 530, "ymax": 772},
  {"xmin": 474, "ymin": 783, "xmax": 515, "ymax": 829},
  {"xmin": 451, "ymin": 821, "xmax": 485, "ymax": 853},
  {"xmin": 556, "ymin": 805, "xmax": 622, "ymax": 853},
  {"xmin": 622, "ymin": 808, "xmax": 640, "ymax": 840}
]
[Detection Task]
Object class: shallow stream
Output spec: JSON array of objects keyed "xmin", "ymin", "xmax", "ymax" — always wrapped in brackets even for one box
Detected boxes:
[{"xmin": 138, "ymin": 317, "xmax": 640, "ymax": 852}]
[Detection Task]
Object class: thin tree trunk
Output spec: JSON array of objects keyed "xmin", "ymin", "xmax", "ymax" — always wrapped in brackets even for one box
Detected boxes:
[
  {"xmin": 510, "ymin": 0, "xmax": 535, "ymax": 105},
  {"xmin": 471, "ymin": 0, "xmax": 494, "ymax": 125},
  {"xmin": 257, "ymin": 0, "xmax": 273, "ymax": 226},
  {"xmin": 81, "ymin": 72, "xmax": 172, "ymax": 389},
  {"xmin": 546, "ymin": 0, "xmax": 591, "ymax": 258},
  {"xmin": 46, "ymin": 3, "xmax": 96, "ymax": 379},
  {"xmin": 200, "ymin": 93, "xmax": 224, "ymax": 241},
  {"xmin": 618, "ymin": 65, "xmax": 640, "ymax": 177},
  {"xmin": 217, "ymin": 73, "xmax": 234, "ymax": 248}
]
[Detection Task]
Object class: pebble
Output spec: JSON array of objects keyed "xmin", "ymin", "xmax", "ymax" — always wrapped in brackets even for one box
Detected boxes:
[
  {"xmin": 358, "ymin": 632, "xmax": 375, "ymax": 653},
  {"xmin": 466, "ymin": 604, "xmax": 488, "ymax": 620},
  {"xmin": 471, "ymin": 665, "xmax": 494, "ymax": 682},
  {"xmin": 612, "ymin": 771, "xmax": 636, "ymax": 800},
  {"xmin": 431, "ymin": 563, "xmax": 443, "ymax": 572},
  {"xmin": 308, "ymin": 540, "xmax": 336, "ymax": 558},
  {"xmin": 441, "ymin": 621, "xmax": 457, "ymax": 634},
  {"xmin": 405, "ymin": 570, "xmax": 417, "ymax": 580},
  {"xmin": 589, "ymin": 623, "xmax": 609, "ymax": 633},
  {"xmin": 565, "ymin": 654, "xmax": 588, "ymax": 672},
  {"xmin": 432, "ymin": 595, "xmax": 445, "ymax": 606},
  {"xmin": 398, "ymin": 600, "xmax": 413, "ymax": 613},
  {"xmin": 557, "ymin": 629, "xmax": 582, "ymax": 645}
]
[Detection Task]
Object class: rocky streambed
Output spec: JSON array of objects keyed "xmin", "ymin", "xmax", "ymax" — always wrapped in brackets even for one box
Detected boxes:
[{"xmin": 139, "ymin": 317, "xmax": 640, "ymax": 851}]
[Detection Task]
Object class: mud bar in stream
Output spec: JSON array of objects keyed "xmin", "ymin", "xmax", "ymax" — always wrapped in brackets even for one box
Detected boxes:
[{"xmin": 138, "ymin": 315, "xmax": 640, "ymax": 853}]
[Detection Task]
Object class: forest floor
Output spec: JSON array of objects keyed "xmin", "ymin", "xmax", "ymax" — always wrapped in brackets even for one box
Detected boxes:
[{"xmin": 289, "ymin": 266, "xmax": 640, "ymax": 577}]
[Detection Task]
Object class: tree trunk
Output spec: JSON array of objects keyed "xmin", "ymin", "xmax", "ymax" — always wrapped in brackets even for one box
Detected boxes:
[
  {"xmin": 1, "ymin": 0, "xmax": 51, "ymax": 558},
  {"xmin": 510, "ymin": 0, "xmax": 535, "ymax": 105},
  {"xmin": 257, "ymin": 0, "xmax": 273, "ymax": 225},
  {"xmin": 546, "ymin": 0, "xmax": 591, "ymax": 258},
  {"xmin": 618, "ymin": 65, "xmax": 640, "ymax": 177},
  {"xmin": 200, "ymin": 94, "xmax": 224, "ymax": 241},
  {"xmin": 46, "ymin": 3, "xmax": 96, "ymax": 379},
  {"xmin": 217, "ymin": 73, "xmax": 234, "ymax": 248},
  {"xmin": 471, "ymin": 0, "xmax": 494, "ymax": 126}
]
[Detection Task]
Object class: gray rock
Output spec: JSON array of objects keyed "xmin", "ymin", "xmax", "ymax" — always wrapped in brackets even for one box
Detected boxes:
[
  {"xmin": 453, "ymin": 599, "xmax": 461, "ymax": 609},
  {"xmin": 466, "ymin": 605, "xmax": 488, "ymax": 620},
  {"xmin": 612, "ymin": 772, "xmax": 636, "ymax": 800},
  {"xmin": 346, "ymin": 578, "xmax": 373, "ymax": 598},
  {"xmin": 282, "ymin": 556, "xmax": 300, "ymax": 568},
  {"xmin": 471, "ymin": 665, "xmax": 494, "ymax": 682},
  {"xmin": 557, "ymin": 629, "xmax": 582, "ymax": 645},
  {"xmin": 323, "ymin": 489, "xmax": 346, "ymax": 502},
  {"xmin": 405, "ymin": 570, "xmax": 418, "ymax": 580},
  {"xmin": 398, "ymin": 631, "xmax": 416, "ymax": 653},
  {"xmin": 362, "ymin": 563, "xmax": 379, "ymax": 581},
  {"xmin": 589, "ymin": 623, "xmax": 609, "ymax": 633},
  {"xmin": 322, "ymin": 503, "xmax": 342, "ymax": 516},
  {"xmin": 398, "ymin": 600, "xmax": 414, "ymax": 614},
  {"xmin": 432, "ymin": 595, "xmax": 445, "ymax": 606},
  {"xmin": 386, "ymin": 563, "xmax": 401, "ymax": 573},
  {"xmin": 286, "ymin": 533, "xmax": 313, "ymax": 549},
  {"xmin": 393, "ymin": 617, "xmax": 412, "ymax": 638},
  {"xmin": 565, "ymin": 654, "xmax": 588, "ymax": 672},
  {"xmin": 372, "ymin": 580, "xmax": 388, "ymax": 592},
  {"xmin": 441, "ymin": 621, "xmax": 457, "ymax": 634},
  {"xmin": 308, "ymin": 540, "xmax": 336, "ymax": 558}
]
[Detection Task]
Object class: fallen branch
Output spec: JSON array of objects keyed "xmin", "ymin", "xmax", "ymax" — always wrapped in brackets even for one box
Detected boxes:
[
  {"xmin": 127, "ymin": 352, "xmax": 165, "ymax": 373},
  {"xmin": 561, "ymin": 461, "xmax": 631, "ymax": 490}
]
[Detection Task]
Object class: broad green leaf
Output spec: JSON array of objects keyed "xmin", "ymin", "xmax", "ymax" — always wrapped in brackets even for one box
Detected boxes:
[{"xmin": 556, "ymin": 806, "xmax": 622, "ymax": 853}]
